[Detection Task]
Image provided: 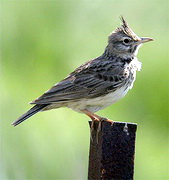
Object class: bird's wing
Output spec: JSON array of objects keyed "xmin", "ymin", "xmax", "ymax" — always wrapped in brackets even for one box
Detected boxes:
[{"xmin": 31, "ymin": 59, "xmax": 128, "ymax": 105}]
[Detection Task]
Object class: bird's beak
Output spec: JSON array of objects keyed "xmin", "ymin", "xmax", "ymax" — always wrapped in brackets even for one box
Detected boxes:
[{"xmin": 138, "ymin": 37, "xmax": 154, "ymax": 44}]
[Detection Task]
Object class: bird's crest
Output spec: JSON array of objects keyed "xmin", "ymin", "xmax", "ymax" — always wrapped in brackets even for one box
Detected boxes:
[{"xmin": 115, "ymin": 16, "xmax": 139, "ymax": 40}]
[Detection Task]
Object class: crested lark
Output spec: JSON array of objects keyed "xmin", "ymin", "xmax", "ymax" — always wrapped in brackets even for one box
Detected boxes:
[{"xmin": 12, "ymin": 17, "xmax": 153, "ymax": 127}]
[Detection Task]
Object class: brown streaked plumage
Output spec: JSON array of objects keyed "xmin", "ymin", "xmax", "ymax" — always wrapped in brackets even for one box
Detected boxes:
[{"xmin": 12, "ymin": 16, "xmax": 153, "ymax": 127}]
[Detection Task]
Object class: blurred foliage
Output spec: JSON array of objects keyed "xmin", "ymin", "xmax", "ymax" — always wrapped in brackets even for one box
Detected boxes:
[{"xmin": 1, "ymin": 1, "xmax": 168, "ymax": 180}]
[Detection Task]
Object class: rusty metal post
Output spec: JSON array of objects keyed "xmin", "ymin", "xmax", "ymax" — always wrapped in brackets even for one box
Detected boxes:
[{"xmin": 88, "ymin": 121, "xmax": 137, "ymax": 180}]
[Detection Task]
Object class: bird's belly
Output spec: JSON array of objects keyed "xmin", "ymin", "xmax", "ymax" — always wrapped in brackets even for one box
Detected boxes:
[{"xmin": 67, "ymin": 85, "xmax": 130, "ymax": 113}]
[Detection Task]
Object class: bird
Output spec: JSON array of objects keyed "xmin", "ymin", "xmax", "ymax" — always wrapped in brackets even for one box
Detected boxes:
[{"xmin": 12, "ymin": 17, "xmax": 153, "ymax": 129}]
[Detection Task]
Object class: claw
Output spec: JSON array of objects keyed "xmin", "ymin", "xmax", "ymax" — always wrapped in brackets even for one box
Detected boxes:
[
  {"xmin": 96, "ymin": 120, "xmax": 102, "ymax": 143},
  {"xmin": 90, "ymin": 120, "xmax": 95, "ymax": 142},
  {"xmin": 96, "ymin": 118, "xmax": 109, "ymax": 143},
  {"xmin": 82, "ymin": 109, "xmax": 113, "ymax": 143}
]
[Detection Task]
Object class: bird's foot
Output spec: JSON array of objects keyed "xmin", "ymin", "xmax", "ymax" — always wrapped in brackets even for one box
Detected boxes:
[
  {"xmin": 96, "ymin": 117, "xmax": 114, "ymax": 143},
  {"xmin": 82, "ymin": 110, "xmax": 113, "ymax": 143},
  {"xmin": 89, "ymin": 116, "xmax": 100, "ymax": 142},
  {"xmin": 90, "ymin": 120, "xmax": 95, "ymax": 142}
]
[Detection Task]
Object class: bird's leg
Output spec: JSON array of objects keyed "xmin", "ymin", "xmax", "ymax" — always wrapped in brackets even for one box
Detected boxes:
[{"xmin": 82, "ymin": 110, "xmax": 114, "ymax": 143}]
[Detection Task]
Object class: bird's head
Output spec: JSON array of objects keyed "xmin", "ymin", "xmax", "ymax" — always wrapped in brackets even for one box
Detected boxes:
[{"xmin": 106, "ymin": 16, "xmax": 153, "ymax": 57}]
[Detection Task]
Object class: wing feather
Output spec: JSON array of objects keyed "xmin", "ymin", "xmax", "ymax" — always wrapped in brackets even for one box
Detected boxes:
[{"xmin": 31, "ymin": 59, "xmax": 128, "ymax": 104}]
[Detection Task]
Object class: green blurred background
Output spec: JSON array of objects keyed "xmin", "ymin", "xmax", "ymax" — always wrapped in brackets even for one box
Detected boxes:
[{"xmin": 1, "ymin": 1, "xmax": 168, "ymax": 179}]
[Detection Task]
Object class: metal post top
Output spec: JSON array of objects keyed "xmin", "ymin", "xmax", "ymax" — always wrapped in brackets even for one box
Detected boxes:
[
  {"xmin": 89, "ymin": 121, "xmax": 137, "ymax": 132},
  {"xmin": 88, "ymin": 121, "xmax": 137, "ymax": 180}
]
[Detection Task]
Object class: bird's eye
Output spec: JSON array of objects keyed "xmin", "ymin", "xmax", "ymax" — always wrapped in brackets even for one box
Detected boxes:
[{"xmin": 123, "ymin": 38, "xmax": 131, "ymax": 44}]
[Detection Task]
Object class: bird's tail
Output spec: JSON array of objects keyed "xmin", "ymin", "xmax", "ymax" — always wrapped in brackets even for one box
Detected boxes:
[{"xmin": 12, "ymin": 104, "xmax": 48, "ymax": 126}]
